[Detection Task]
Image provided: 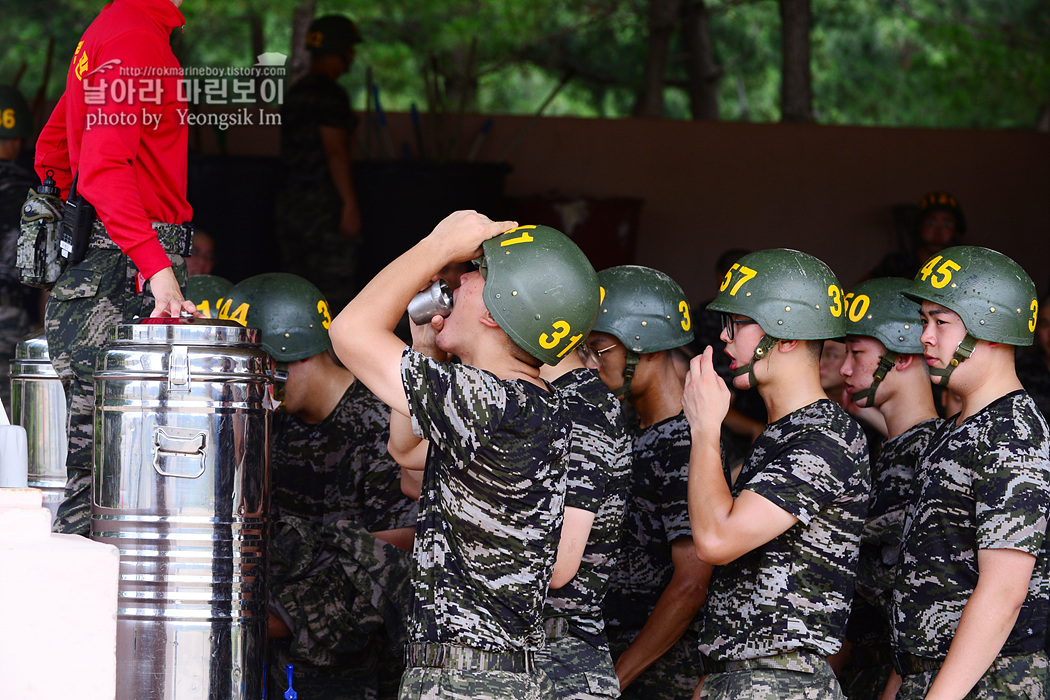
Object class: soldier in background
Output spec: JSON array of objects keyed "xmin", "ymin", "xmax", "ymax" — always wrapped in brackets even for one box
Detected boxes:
[
  {"xmin": 223, "ymin": 273, "xmax": 416, "ymax": 700},
  {"xmin": 835, "ymin": 278, "xmax": 940, "ymax": 699},
  {"xmin": 275, "ymin": 15, "xmax": 364, "ymax": 314},
  {"xmin": 685, "ymin": 249, "xmax": 869, "ymax": 699},
  {"xmin": 889, "ymin": 247, "xmax": 1050, "ymax": 698},
  {"xmin": 331, "ymin": 214, "xmax": 601, "ymax": 700},
  {"xmin": 0, "ymin": 85, "xmax": 38, "ymax": 414},
  {"xmin": 586, "ymin": 265, "xmax": 711, "ymax": 700}
]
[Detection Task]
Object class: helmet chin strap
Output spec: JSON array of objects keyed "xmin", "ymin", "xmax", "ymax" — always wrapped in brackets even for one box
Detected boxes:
[
  {"xmin": 614, "ymin": 350, "xmax": 641, "ymax": 399},
  {"xmin": 731, "ymin": 335, "xmax": 778, "ymax": 389},
  {"xmin": 929, "ymin": 333, "xmax": 977, "ymax": 388},
  {"xmin": 851, "ymin": 351, "xmax": 899, "ymax": 408}
]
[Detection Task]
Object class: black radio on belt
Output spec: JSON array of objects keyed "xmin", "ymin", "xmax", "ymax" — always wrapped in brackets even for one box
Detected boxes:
[{"xmin": 58, "ymin": 171, "xmax": 96, "ymax": 265}]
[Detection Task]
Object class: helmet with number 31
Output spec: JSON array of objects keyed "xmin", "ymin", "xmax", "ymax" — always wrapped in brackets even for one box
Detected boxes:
[
  {"xmin": 477, "ymin": 225, "xmax": 600, "ymax": 366},
  {"xmin": 904, "ymin": 246, "xmax": 1036, "ymax": 347},
  {"xmin": 221, "ymin": 272, "xmax": 333, "ymax": 362}
]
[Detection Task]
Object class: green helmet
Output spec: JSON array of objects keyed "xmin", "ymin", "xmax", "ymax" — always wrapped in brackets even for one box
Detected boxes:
[
  {"xmin": 846, "ymin": 278, "xmax": 923, "ymax": 354},
  {"xmin": 903, "ymin": 246, "xmax": 1036, "ymax": 385},
  {"xmin": 185, "ymin": 274, "xmax": 233, "ymax": 319},
  {"xmin": 844, "ymin": 277, "xmax": 922, "ymax": 407},
  {"xmin": 592, "ymin": 265, "xmax": 694, "ymax": 354},
  {"xmin": 305, "ymin": 15, "xmax": 363, "ymax": 56},
  {"xmin": 707, "ymin": 249, "xmax": 847, "ymax": 340},
  {"xmin": 590, "ymin": 265, "xmax": 693, "ymax": 398},
  {"xmin": 707, "ymin": 249, "xmax": 846, "ymax": 386},
  {"xmin": 220, "ymin": 273, "xmax": 333, "ymax": 362},
  {"xmin": 478, "ymin": 224, "xmax": 600, "ymax": 366},
  {"xmin": 0, "ymin": 85, "xmax": 32, "ymax": 139}
]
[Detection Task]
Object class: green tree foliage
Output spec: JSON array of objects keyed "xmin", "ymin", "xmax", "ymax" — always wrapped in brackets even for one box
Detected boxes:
[{"xmin": 0, "ymin": 0, "xmax": 1046, "ymax": 129}]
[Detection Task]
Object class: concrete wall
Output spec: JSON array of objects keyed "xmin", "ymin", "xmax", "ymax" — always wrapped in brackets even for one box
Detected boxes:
[{"xmin": 195, "ymin": 110, "xmax": 1050, "ymax": 302}]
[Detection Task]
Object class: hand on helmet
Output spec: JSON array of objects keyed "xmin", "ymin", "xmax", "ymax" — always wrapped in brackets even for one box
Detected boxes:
[{"xmin": 428, "ymin": 210, "xmax": 517, "ymax": 264}]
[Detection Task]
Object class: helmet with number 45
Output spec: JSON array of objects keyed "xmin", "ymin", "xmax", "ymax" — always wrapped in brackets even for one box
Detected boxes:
[
  {"xmin": 477, "ymin": 224, "xmax": 600, "ymax": 366},
  {"xmin": 904, "ymin": 246, "xmax": 1036, "ymax": 347},
  {"xmin": 221, "ymin": 272, "xmax": 333, "ymax": 362}
]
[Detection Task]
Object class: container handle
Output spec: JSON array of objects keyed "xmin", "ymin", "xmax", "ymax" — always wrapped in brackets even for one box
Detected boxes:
[{"xmin": 152, "ymin": 426, "xmax": 207, "ymax": 479}]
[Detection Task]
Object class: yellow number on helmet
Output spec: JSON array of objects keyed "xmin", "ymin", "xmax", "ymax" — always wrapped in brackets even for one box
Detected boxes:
[
  {"xmin": 1030, "ymin": 299, "xmax": 1039, "ymax": 334},
  {"xmin": 828, "ymin": 285, "xmax": 844, "ymax": 317},
  {"xmin": 848, "ymin": 294, "xmax": 870, "ymax": 323},
  {"xmin": 679, "ymin": 300, "xmax": 691, "ymax": 331},
  {"xmin": 539, "ymin": 320, "xmax": 571, "ymax": 349},
  {"xmin": 919, "ymin": 255, "xmax": 942, "ymax": 283},
  {"xmin": 930, "ymin": 258, "xmax": 961, "ymax": 289},
  {"xmin": 318, "ymin": 300, "xmax": 332, "ymax": 330}
]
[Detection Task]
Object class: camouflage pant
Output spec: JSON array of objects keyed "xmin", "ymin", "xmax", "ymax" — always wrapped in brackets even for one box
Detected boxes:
[
  {"xmin": 269, "ymin": 517, "xmax": 413, "ymax": 700},
  {"xmin": 896, "ymin": 651, "xmax": 1050, "ymax": 700},
  {"xmin": 0, "ymin": 302, "xmax": 31, "ymax": 419},
  {"xmin": 44, "ymin": 249, "xmax": 186, "ymax": 535},
  {"xmin": 398, "ymin": 667, "xmax": 556, "ymax": 700},
  {"xmin": 608, "ymin": 623, "xmax": 702, "ymax": 700},
  {"xmin": 534, "ymin": 634, "xmax": 620, "ymax": 699},
  {"xmin": 697, "ymin": 661, "xmax": 845, "ymax": 700},
  {"xmin": 274, "ymin": 186, "xmax": 359, "ymax": 315}
]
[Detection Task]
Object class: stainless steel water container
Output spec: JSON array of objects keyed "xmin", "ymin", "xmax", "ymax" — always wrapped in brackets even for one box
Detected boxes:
[
  {"xmin": 91, "ymin": 318, "xmax": 271, "ymax": 700},
  {"xmin": 10, "ymin": 330, "xmax": 68, "ymax": 518}
]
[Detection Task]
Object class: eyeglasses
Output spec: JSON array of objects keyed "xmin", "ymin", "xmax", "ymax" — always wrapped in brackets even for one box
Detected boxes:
[
  {"xmin": 579, "ymin": 342, "xmax": 620, "ymax": 369},
  {"xmin": 720, "ymin": 314, "xmax": 757, "ymax": 341}
]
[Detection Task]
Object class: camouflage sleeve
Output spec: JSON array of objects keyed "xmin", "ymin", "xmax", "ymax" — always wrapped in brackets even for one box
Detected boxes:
[
  {"xmin": 745, "ymin": 431, "xmax": 851, "ymax": 525},
  {"xmin": 973, "ymin": 440, "xmax": 1050, "ymax": 555},
  {"xmin": 564, "ymin": 420, "xmax": 612, "ymax": 513},
  {"xmin": 399, "ymin": 347, "xmax": 508, "ymax": 468},
  {"xmin": 659, "ymin": 425, "xmax": 693, "ymax": 543}
]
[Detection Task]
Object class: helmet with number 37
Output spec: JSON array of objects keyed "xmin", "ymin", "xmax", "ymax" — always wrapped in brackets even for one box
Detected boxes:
[
  {"xmin": 221, "ymin": 272, "xmax": 333, "ymax": 362},
  {"xmin": 478, "ymin": 224, "xmax": 600, "ymax": 366},
  {"xmin": 903, "ymin": 246, "xmax": 1036, "ymax": 347},
  {"xmin": 707, "ymin": 248, "xmax": 847, "ymax": 340}
]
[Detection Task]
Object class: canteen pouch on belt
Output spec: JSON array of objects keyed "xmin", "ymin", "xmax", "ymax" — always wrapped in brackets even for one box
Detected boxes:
[
  {"xmin": 17, "ymin": 170, "xmax": 66, "ymax": 289},
  {"xmin": 58, "ymin": 172, "xmax": 95, "ymax": 266}
]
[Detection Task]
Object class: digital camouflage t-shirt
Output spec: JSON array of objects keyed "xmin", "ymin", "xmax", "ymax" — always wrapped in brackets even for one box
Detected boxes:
[
  {"xmin": 848, "ymin": 417, "xmax": 940, "ymax": 649},
  {"xmin": 893, "ymin": 391, "xmax": 1050, "ymax": 658},
  {"xmin": 700, "ymin": 399, "xmax": 870, "ymax": 660},
  {"xmin": 544, "ymin": 368, "xmax": 631, "ymax": 649},
  {"xmin": 271, "ymin": 379, "xmax": 418, "ymax": 531},
  {"xmin": 401, "ymin": 348, "xmax": 571, "ymax": 653},
  {"xmin": 604, "ymin": 413, "xmax": 693, "ymax": 634}
]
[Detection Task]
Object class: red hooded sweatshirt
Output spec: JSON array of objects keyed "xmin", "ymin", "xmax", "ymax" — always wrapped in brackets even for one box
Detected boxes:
[{"xmin": 35, "ymin": 0, "xmax": 192, "ymax": 281}]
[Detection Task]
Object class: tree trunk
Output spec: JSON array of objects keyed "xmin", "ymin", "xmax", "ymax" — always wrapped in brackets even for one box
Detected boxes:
[
  {"xmin": 779, "ymin": 0, "xmax": 813, "ymax": 123},
  {"xmin": 288, "ymin": 0, "xmax": 317, "ymax": 86},
  {"xmin": 680, "ymin": 0, "xmax": 720, "ymax": 120},
  {"xmin": 633, "ymin": 0, "xmax": 681, "ymax": 118}
]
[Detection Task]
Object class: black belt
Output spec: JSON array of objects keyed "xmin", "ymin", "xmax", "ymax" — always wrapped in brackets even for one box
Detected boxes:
[
  {"xmin": 703, "ymin": 650, "xmax": 825, "ymax": 674},
  {"xmin": 88, "ymin": 219, "xmax": 194, "ymax": 257},
  {"xmin": 404, "ymin": 642, "xmax": 535, "ymax": 673},
  {"xmin": 893, "ymin": 651, "xmax": 942, "ymax": 676},
  {"xmin": 850, "ymin": 643, "xmax": 895, "ymax": 669}
]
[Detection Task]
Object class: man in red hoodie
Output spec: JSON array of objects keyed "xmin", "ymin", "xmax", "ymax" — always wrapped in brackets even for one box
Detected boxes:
[{"xmin": 35, "ymin": 0, "xmax": 196, "ymax": 535}]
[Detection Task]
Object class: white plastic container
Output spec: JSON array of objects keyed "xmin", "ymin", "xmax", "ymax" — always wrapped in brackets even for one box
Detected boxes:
[{"xmin": 0, "ymin": 488, "xmax": 120, "ymax": 699}]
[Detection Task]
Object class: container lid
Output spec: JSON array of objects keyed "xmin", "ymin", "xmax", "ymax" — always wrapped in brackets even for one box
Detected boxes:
[
  {"xmin": 14, "ymin": 330, "xmax": 51, "ymax": 362},
  {"xmin": 108, "ymin": 317, "xmax": 261, "ymax": 346}
]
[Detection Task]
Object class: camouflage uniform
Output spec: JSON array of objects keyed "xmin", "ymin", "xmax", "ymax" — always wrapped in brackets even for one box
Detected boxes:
[
  {"xmin": 399, "ymin": 347, "xmax": 571, "ymax": 699},
  {"xmin": 604, "ymin": 413, "xmax": 703, "ymax": 700},
  {"xmin": 268, "ymin": 380, "xmax": 419, "ymax": 699},
  {"xmin": 891, "ymin": 391, "xmax": 1050, "ymax": 698},
  {"xmin": 700, "ymin": 399, "xmax": 869, "ymax": 700},
  {"xmin": 45, "ymin": 247, "xmax": 186, "ymax": 534},
  {"xmin": 0, "ymin": 159, "xmax": 37, "ymax": 415},
  {"xmin": 537, "ymin": 368, "xmax": 631, "ymax": 700},
  {"xmin": 275, "ymin": 72, "xmax": 360, "ymax": 313},
  {"xmin": 839, "ymin": 418, "xmax": 939, "ymax": 700}
]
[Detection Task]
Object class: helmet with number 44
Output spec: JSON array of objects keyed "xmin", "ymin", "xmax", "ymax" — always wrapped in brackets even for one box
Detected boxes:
[
  {"xmin": 707, "ymin": 248, "xmax": 847, "ymax": 340},
  {"xmin": 185, "ymin": 274, "xmax": 234, "ymax": 320},
  {"xmin": 221, "ymin": 272, "xmax": 333, "ymax": 362},
  {"xmin": 904, "ymin": 246, "xmax": 1036, "ymax": 347},
  {"xmin": 477, "ymin": 224, "xmax": 600, "ymax": 366}
]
